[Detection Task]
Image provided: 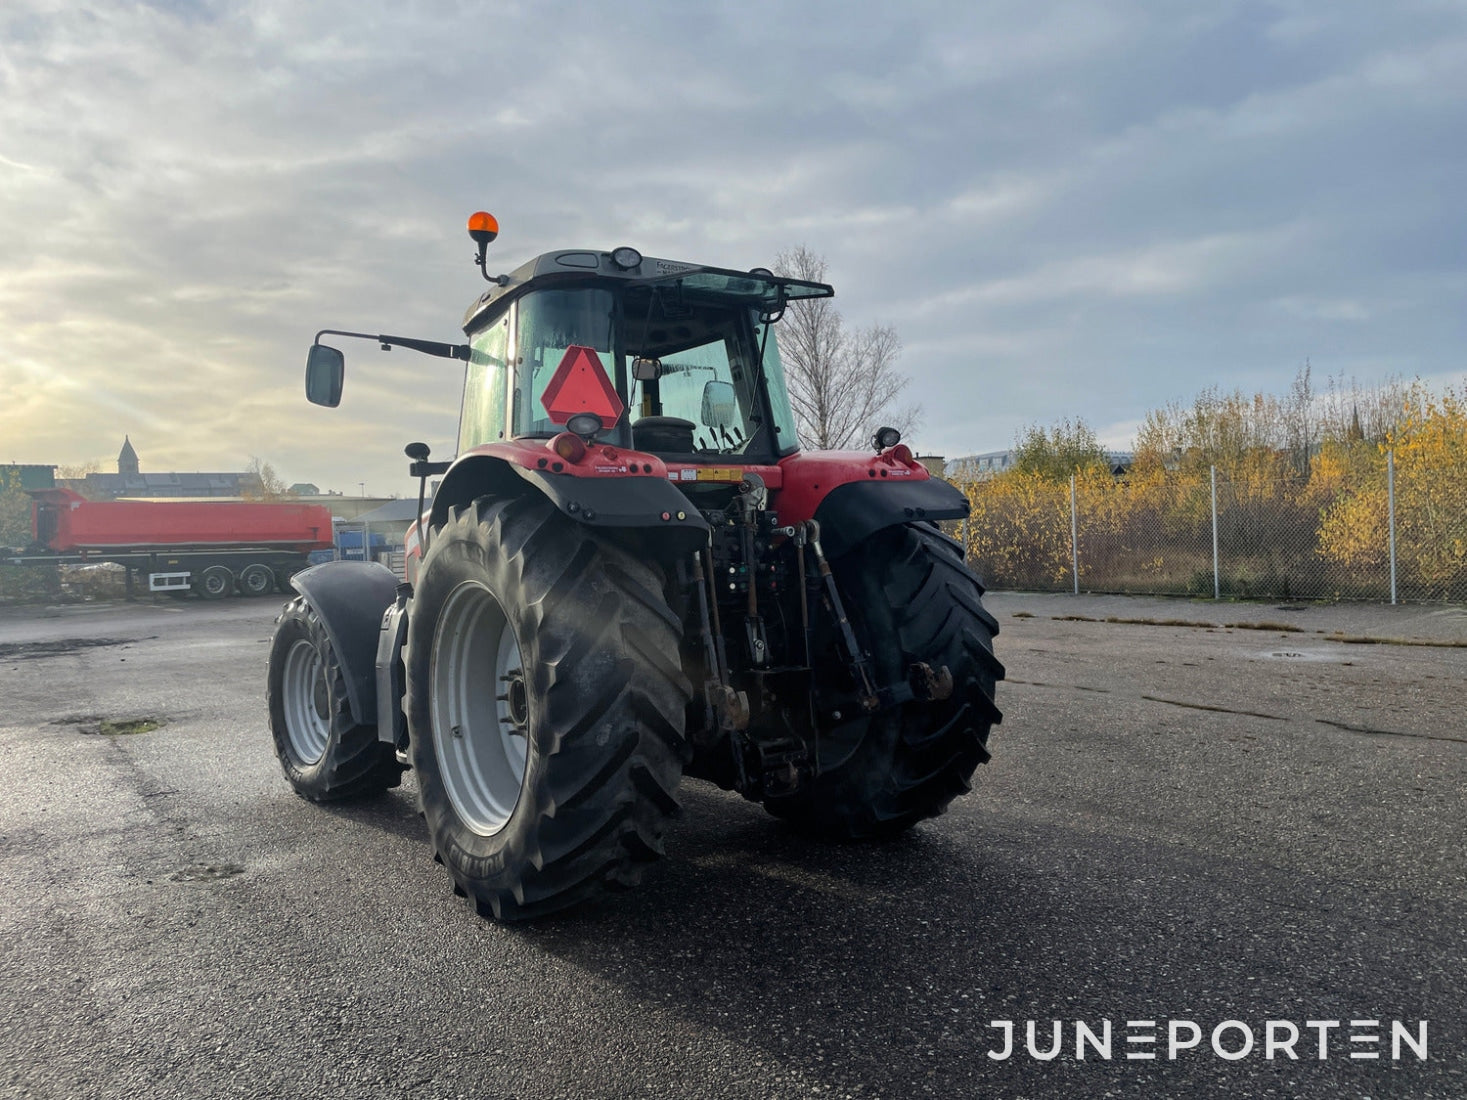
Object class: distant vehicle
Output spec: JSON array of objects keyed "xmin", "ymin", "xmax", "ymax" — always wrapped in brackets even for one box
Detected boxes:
[{"xmin": 11, "ymin": 488, "xmax": 333, "ymax": 598}]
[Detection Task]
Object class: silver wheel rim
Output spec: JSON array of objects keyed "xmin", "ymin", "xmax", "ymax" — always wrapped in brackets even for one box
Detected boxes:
[
  {"xmin": 431, "ymin": 581, "xmax": 529, "ymax": 836},
  {"xmin": 282, "ymin": 638, "xmax": 330, "ymax": 765}
]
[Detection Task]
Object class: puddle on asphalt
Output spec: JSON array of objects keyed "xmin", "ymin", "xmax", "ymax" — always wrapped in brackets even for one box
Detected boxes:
[
  {"xmin": 1257, "ymin": 649, "xmax": 1339, "ymax": 662},
  {"xmin": 0, "ymin": 638, "xmax": 135, "ymax": 660},
  {"xmin": 170, "ymin": 862, "xmax": 245, "ymax": 883}
]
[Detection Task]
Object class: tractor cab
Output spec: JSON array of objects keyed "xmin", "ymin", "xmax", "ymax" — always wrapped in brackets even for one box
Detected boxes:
[
  {"xmin": 304, "ymin": 214, "xmax": 832, "ymax": 467},
  {"xmin": 455, "ymin": 246, "xmax": 833, "ymax": 465}
]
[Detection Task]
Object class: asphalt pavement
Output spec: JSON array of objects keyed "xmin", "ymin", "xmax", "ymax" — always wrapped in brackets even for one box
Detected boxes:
[{"xmin": 0, "ymin": 591, "xmax": 1462, "ymax": 1099}]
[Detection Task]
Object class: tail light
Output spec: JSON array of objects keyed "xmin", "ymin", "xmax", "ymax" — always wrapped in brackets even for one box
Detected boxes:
[{"xmin": 551, "ymin": 432, "xmax": 587, "ymax": 464}]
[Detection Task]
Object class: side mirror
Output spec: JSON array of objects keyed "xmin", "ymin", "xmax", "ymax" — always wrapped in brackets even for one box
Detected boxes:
[
  {"xmin": 632, "ymin": 357, "xmax": 662, "ymax": 382},
  {"xmin": 305, "ymin": 344, "xmax": 345, "ymax": 407},
  {"xmin": 700, "ymin": 380, "xmax": 738, "ymax": 430}
]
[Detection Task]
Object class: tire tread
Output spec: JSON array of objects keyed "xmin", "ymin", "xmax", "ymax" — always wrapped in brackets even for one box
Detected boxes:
[
  {"xmin": 267, "ymin": 596, "xmax": 402, "ymax": 802},
  {"xmin": 764, "ymin": 523, "xmax": 1003, "ymax": 839},
  {"xmin": 405, "ymin": 494, "xmax": 688, "ymax": 921}
]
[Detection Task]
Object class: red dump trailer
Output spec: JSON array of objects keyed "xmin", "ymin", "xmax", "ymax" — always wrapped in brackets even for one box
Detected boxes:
[{"xmin": 17, "ymin": 489, "xmax": 334, "ymax": 599}]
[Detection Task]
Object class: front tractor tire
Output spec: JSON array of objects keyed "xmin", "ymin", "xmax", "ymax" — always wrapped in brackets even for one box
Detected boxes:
[
  {"xmin": 405, "ymin": 494, "xmax": 690, "ymax": 921},
  {"xmin": 267, "ymin": 597, "xmax": 403, "ymax": 801},
  {"xmin": 765, "ymin": 523, "xmax": 1004, "ymax": 839}
]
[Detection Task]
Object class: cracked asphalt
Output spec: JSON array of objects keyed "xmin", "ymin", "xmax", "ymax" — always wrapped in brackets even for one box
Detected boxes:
[{"xmin": 0, "ymin": 591, "xmax": 1463, "ymax": 1099}]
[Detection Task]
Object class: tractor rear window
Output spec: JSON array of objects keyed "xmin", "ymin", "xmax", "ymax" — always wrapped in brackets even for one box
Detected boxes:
[
  {"xmin": 627, "ymin": 327, "xmax": 761, "ymax": 456},
  {"xmin": 514, "ymin": 288, "xmax": 616, "ymax": 438},
  {"xmin": 622, "ymin": 287, "xmax": 799, "ymax": 459}
]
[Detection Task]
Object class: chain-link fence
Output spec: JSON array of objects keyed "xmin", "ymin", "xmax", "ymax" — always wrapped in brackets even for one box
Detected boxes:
[{"xmin": 957, "ymin": 452, "xmax": 1467, "ymax": 603}]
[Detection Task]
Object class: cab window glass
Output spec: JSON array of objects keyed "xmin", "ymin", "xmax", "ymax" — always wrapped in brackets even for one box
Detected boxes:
[
  {"xmin": 629, "ymin": 331, "xmax": 758, "ymax": 454},
  {"xmin": 460, "ymin": 311, "xmax": 509, "ymax": 451},
  {"xmin": 755, "ymin": 317, "xmax": 800, "ymax": 455},
  {"xmin": 514, "ymin": 288, "xmax": 616, "ymax": 437},
  {"xmin": 623, "ymin": 284, "xmax": 781, "ymax": 459}
]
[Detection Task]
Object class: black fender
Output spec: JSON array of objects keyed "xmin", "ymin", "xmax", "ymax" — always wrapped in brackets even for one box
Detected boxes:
[
  {"xmin": 430, "ymin": 455, "xmax": 710, "ymax": 560},
  {"xmin": 290, "ymin": 560, "xmax": 401, "ymax": 728},
  {"xmin": 812, "ymin": 477, "xmax": 971, "ymax": 559}
]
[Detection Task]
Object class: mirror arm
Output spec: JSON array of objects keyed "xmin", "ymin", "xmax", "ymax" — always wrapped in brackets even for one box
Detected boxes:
[{"xmin": 314, "ymin": 329, "xmax": 470, "ymax": 361}]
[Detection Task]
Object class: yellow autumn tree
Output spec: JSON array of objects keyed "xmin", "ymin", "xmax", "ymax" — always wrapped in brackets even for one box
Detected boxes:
[
  {"xmin": 1313, "ymin": 439, "xmax": 1390, "ymax": 570},
  {"xmin": 961, "ymin": 471, "xmax": 1075, "ymax": 589},
  {"xmin": 0, "ymin": 483, "xmax": 30, "ymax": 549},
  {"xmin": 960, "ymin": 376, "xmax": 1465, "ymax": 601}
]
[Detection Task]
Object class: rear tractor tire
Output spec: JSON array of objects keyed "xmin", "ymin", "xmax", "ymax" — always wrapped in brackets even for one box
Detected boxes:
[
  {"xmin": 764, "ymin": 523, "xmax": 1003, "ymax": 839},
  {"xmin": 405, "ymin": 493, "xmax": 690, "ymax": 921},
  {"xmin": 267, "ymin": 597, "xmax": 402, "ymax": 801}
]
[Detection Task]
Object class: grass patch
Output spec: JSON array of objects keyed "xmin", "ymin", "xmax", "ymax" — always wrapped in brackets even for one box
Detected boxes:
[
  {"xmin": 58, "ymin": 714, "xmax": 165, "ymax": 736},
  {"xmin": 1324, "ymin": 633, "xmax": 1467, "ymax": 649},
  {"xmin": 1011, "ymin": 611, "xmax": 1035, "ymax": 619},
  {"xmin": 1050, "ymin": 614, "xmax": 1220, "ymax": 628},
  {"xmin": 1043, "ymin": 612, "xmax": 1465, "ymax": 648},
  {"xmin": 97, "ymin": 718, "xmax": 162, "ymax": 736}
]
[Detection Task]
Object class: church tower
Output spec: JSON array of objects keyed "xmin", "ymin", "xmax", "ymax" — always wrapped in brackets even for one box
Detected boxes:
[{"xmin": 118, "ymin": 436, "xmax": 139, "ymax": 476}]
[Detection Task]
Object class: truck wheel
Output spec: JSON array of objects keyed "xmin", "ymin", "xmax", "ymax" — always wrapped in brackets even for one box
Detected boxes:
[
  {"xmin": 764, "ymin": 523, "xmax": 1003, "ymax": 839},
  {"xmin": 196, "ymin": 564, "xmax": 234, "ymax": 599},
  {"xmin": 273, "ymin": 565, "xmax": 302, "ymax": 594},
  {"xmin": 405, "ymin": 493, "xmax": 690, "ymax": 921},
  {"xmin": 238, "ymin": 563, "xmax": 275, "ymax": 597},
  {"xmin": 267, "ymin": 597, "xmax": 402, "ymax": 800}
]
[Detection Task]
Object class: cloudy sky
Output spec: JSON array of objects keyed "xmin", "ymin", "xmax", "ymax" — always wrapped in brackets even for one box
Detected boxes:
[{"xmin": 3, "ymin": 0, "xmax": 1464, "ymax": 496}]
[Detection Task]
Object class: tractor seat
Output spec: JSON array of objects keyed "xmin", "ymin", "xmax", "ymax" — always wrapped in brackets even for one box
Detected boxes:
[{"xmin": 633, "ymin": 416, "xmax": 697, "ymax": 453}]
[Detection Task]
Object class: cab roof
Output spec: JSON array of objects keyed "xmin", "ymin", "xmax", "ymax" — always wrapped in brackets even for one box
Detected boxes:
[{"xmin": 462, "ymin": 248, "xmax": 833, "ymax": 331}]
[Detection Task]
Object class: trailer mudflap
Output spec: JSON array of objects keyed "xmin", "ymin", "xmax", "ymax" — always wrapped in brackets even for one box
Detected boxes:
[{"xmin": 291, "ymin": 560, "xmax": 400, "ymax": 728}]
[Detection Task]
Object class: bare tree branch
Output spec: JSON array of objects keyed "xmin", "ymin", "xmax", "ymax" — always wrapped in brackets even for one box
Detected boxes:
[
  {"xmin": 774, "ymin": 246, "xmax": 916, "ymax": 450},
  {"xmin": 242, "ymin": 456, "xmax": 290, "ymax": 500}
]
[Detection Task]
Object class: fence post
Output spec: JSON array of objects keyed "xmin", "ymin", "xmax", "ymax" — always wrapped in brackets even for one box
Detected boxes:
[
  {"xmin": 1388, "ymin": 449, "xmax": 1398, "ymax": 605},
  {"xmin": 1070, "ymin": 473, "xmax": 1079, "ymax": 596},
  {"xmin": 1211, "ymin": 465, "xmax": 1220, "ymax": 601}
]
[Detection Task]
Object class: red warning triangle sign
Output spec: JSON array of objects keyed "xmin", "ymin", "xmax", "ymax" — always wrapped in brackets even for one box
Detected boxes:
[{"xmin": 539, "ymin": 345, "xmax": 626, "ymax": 425}]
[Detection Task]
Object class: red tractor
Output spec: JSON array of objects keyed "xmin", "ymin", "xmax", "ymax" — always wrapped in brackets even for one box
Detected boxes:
[{"xmin": 267, "ymin": 213, "xmax": 1002, "ymax": 920}]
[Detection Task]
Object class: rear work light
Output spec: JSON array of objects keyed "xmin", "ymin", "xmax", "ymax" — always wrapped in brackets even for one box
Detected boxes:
[{"xmin": 566, "ymin": 412, "xmax": 604, "ymax": 439}]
